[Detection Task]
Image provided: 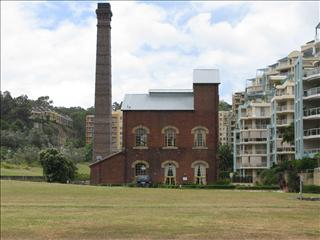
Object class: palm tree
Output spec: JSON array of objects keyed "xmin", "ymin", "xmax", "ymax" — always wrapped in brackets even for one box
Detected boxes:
[{"xmin": 282, "ymin": 122, "xmax": 294, "ymax": 145}]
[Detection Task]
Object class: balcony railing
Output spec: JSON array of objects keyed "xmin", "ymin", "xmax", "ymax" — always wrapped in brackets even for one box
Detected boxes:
[
  {"xmin": 304, "ymin": 148, "xmax": 320, "ymax": 154},
  {"xmin": 304, "ymin": 128, "xmax": 320, "ymax": 137},
  {"xmin": 246, "ymin": 85, "xmax": 263, "ymax": 93},
  {"xmin": 277, "ymin": 105, "xmax": 294, "ymax": 112},
  {"xmin": 240, "ymin": 150, "xmax": 267, "ymax": 155},
  {"xmin": 276, "ymin": 119, "xmax": 289, "ymax": 125},
  {"xmin": 304, "ymin": 87, "xmax": 320, "ymax": 97},
  {"xmin": 242, "ymin": 125, "xmax": 267, "ymax": 130},
  {"xmin": 304, "ymin": 107, "xmax": 320, "ymax": 117},
  {"xmin": 241, "ymin": 163, "xmax": 268, "ymax": 168},
  {"xmin": 304, "ymin": 67, "xmax": 320, "ymax": 78},
  {"xmin": 275, "ymin": 91, "xmax": 294, "ymax": 97},
  {"xmin": 277, "ymin": 147, "xmax": 295, "ymax": 152}
]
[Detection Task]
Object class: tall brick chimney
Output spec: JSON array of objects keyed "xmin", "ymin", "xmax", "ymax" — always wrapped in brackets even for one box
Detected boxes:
[{"xmin": 93, "ymin": 3, "xmax": 112, "ymax": 161}]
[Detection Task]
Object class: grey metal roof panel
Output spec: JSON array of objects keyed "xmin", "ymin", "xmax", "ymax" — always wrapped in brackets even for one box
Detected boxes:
[{"xmin": 121, "ymin": 92, "xmax": 194, "ymax": 110}]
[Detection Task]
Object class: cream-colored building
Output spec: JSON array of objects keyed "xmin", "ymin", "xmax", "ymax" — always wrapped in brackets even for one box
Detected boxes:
[
  {"xmin": 230, "ymin": 92, "xmax": 245, "ymax": 146},
  {"xmin": 86, "ymin": 110, "xmax": 123, "ymax": 151},
  {"xmin": 219, "ymin": 111, "xmax": 230, "ymax": 145}
]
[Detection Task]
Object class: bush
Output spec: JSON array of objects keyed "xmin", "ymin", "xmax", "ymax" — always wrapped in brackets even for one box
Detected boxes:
[
  {"xmin": 74, "ymin": 173, "xmax": 90, "ymax": 181},
  {"xmin": 259, "ymin": 167, "xmax": 280, "ymax": 185},
  {"xmin": 303, "ymin": 185, "xmax": 320, "ymax": 194},
  {"xmin": 287, "ymin": 168, "xmax": 300, "ymax": 193},
  {"xmin": 215, "ymin": 179, "xmax": 231, "ymax": 185},
  {"xmin": 235, "ymin": 185, "xmax": 279, "ymax": 190},
  {"xmin": 40, "ymin": 148, "xmax": 77, "ymax": 183}
]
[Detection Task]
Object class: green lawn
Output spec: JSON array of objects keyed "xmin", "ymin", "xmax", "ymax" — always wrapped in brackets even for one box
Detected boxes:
[
  {"xmin": 1, "ymin": 180, "xmax": 319, "ymax": 240},
  {"xmin": 0, "ymin": 162, "xmax": 90, "ymax": 176},
  {"xmin": 0, "ymin": 165, "xmax": 43, "ymax": 176}
]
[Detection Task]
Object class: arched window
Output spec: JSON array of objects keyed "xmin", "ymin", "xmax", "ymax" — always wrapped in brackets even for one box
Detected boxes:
[
  {"xmin": 135, "ymin": 163, "xmax": 147, "ymax": 176},
  {"xmin": 164, "ymin": 128, "xmax": 176, "ymax": 147},
  {"xmin": 131, "ymin": 160, "xmax": 150, "ymax": 178},
  {"xmin": 191, "ymin": 161, "xmax": 209, "ymax": 185},
  {"xmin": 132, "ymin": 126, "xmax": 149, "ymax": 147},
  {"xmin": 161, "ymin": 126, "xmax": 179, "ymax": 148},
  {"xmin": 161, "ymin": 160, "xmax": 179, "ymax": 185},
  {"xmin": 164, "ymin": 163, "xmax": 176, "ymax": 185},
  {"xmin": 191, "ymin": 126, "xmax": 209, "ymax": 148},
  {"xmin": 194, "ymin": 164, "xmax": 206, "ymax": 185}
]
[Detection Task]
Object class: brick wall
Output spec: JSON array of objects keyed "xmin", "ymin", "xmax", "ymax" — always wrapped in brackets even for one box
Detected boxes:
[{"xmin": 90, "ymin": 83, "xmax": 219, "ymax": 185}]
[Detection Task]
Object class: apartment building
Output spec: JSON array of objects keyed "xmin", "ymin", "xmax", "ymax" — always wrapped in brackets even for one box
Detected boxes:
[
  {"xmin": 85, "ymin": 115, "xmax": 94, "ymax": 145},
  {"xmin": 233, "ymin": 74, "xmax": 271, "ymax": 181},
  {"xmin": 233, "ymin": 51, "xmax": 305, "ymax": 180},
  {"xmin": 85, "ymin": 110, "xmax": 123, "ymax": 151},
  {"xmin": 219, "ymin": 111, "xmax": 230, "ymax": 145},
  {"xmin": 267, "ymin": 51, "xmax": 300, "ymax": 165},
  {"xmin": 229, "ymin": 92, "xmax": 245, "ymax": 146},
  {"xmin": 295, "ymin": 36, "xmax": 320, "ymax": 159}
]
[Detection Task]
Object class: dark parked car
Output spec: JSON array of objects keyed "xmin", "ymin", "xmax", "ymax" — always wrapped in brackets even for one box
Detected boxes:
[{"xmin": 136, "ymin": 175, "xmax": 151, "ymax": 187}]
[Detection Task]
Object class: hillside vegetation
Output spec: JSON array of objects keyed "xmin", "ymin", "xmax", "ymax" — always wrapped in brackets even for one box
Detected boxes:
[{"xmin": 0, "ymin": 91, "xmax": 94, "ymax": 174}]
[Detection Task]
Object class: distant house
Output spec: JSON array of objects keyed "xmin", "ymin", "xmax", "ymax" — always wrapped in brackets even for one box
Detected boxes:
[{"xmin": 30, "ymin": 106, "xmax": 73, "ymax": 128}]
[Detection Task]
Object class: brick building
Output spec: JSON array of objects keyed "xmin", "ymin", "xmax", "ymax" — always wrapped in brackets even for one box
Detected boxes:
[{"xmin": 90, "ymin": 69, "xmax": 220, "ymax": 185}]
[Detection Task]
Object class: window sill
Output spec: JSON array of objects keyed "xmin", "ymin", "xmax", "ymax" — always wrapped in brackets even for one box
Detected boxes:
[
  {"xmin": 133, "ymin": 146, "xmax": 148, "ymax": 150},
  {"xmin": 162, "ymin": 147, "xmax": 178, "ymax": 150},
  {"xmin": 192, "ymin": 147, "xmax": 208, "ymax": 150}
]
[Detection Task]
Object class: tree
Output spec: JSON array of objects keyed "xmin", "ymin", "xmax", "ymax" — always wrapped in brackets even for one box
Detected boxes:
[
  {"xmin": 39, "ymin": 148, "xmax": 77, "ymax": 183},
  {"xmin": 84, "ymin": 142, "xmax": 93, "ymax": 162},
  {"xmin": 218, "ymin": 144, "xmax": 233, "ymax": 179},
  {"xmin": 34, "ymin": 96, "xmax": 53, "ymax": 109},
  {"xmin": 112, "ymin": 101, "xmax": 122, "ymax": 111},
  {"xmin": 282, "ymin": 122, "xmax": 294, "ymax": 145},
  {"xmin": 219, "ymin": 101, "xmax": 232, "ymax": 111}
]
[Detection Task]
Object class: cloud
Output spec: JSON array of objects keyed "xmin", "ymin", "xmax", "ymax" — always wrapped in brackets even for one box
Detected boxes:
[{"xmin": 1, "ymin": 1, "xmax": 319, "ymax": 107}]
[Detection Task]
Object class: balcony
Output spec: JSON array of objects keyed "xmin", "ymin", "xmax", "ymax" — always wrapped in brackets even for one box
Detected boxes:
[
  {"xmin": 304, "ymin": 148, "xmax": 320, "ymax": 156},
  {"xmin": 240, "ymin": 163, "xmax": 268, "ymax": 168},
  {"xmin": 303, "ymin": 87, "xmax": 320, "ymax": 99},
  {"xmin": 276, "ymin": 119, "xmax": 291, "ymax": 126},
  {"xmin": 303, "ymin": 67, "xmax": 320, "ymax": 80},
  {"xmin": 240, "ymin": 150, "xmax": 267, "ymax": 155},
  {"xmin": 277, "ymin": 147, "xmax": 295, "ymax": 153},
  {"xmin": 276, "ymin": 105, "xmax": 294, "ymax": 112},
  {"xmin": 246, "ymin": 85, "xmax": 264, "ymax": 96},
  {"xmin": 276, "ymin": 62, "xmax": 291, "ymax": 71},
  {"xmin": 304, "ymin": 128, "xmax": 320, "ymax": 138},
  {"xmin": 304, "ymin": 107, "xmax": 320, "ymax": 119},
  {"xmin": 241, "ymin": 125, "xmax": 267, "ymax": 130}
]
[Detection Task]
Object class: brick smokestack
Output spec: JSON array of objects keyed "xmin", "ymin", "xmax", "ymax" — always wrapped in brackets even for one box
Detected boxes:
[{"xmin": 93, "ymin": 3, "xmax": 112, "ymax": 161}]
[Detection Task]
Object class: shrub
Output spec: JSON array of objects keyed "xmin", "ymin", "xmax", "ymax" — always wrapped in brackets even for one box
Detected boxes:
[
  {"xmin": 235, "ymin": 185, "xmax": 279, "ymax": 190},
  {"xmin": 302, "ymin": 185, "xmax": 320, "ymax": 194},
  {"xmin": 215, "ymin": 179, "xmax": 231, "ymax": 185},
  {"xmin": 74, "ymin": 173, "xmax": 90, "ymax": 181},
  {"xmin": 40, "ymin": 148, "xmax": 77, "ymax": 183}
]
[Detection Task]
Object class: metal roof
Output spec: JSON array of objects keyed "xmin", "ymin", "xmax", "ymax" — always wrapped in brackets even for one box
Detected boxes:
[{"xmin": 122, "ymin": 91, "xmax": 194, "ymax": 111}]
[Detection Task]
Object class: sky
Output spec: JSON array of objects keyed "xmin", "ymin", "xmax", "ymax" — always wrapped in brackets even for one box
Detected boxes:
[{"xmin": 1, "ymin": 1, "xmax": 319, "ymax": 108}]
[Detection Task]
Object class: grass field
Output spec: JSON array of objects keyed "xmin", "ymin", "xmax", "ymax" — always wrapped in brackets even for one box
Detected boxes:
[
  {"xmin": 1, "ymin": 180, "xmax": 319, "ymax": 240},
  {"xmin": 0, "ymin": 163, "xmax": 90, "ymax": 176}
]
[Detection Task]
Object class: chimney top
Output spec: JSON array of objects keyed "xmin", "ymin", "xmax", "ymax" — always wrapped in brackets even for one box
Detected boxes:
[
  {"xmin": 96, "ymin": 3, "xmax": 112, "ymax": 20},
  {"xmin": 98, "ymin": 3, "xmax": 111, "ymax": 9}
]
